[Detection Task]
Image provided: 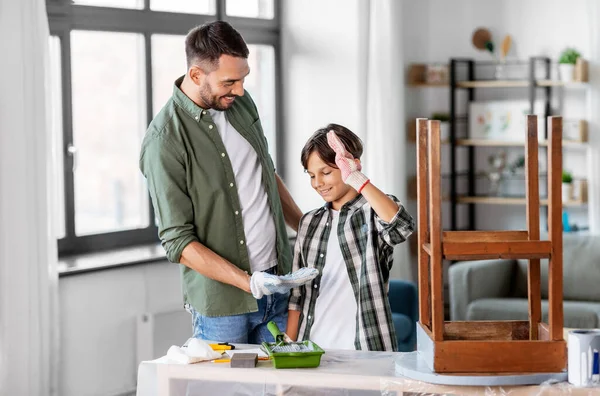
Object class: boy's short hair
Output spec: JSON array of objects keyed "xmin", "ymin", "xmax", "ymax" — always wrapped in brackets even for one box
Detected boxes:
[{"xmin": 301, "ymin": 124, "xmax": 363, "ymax": 169}]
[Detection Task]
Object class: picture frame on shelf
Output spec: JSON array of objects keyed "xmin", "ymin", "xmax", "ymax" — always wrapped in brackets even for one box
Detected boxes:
[
  {"xmin": 563, "ymin": 119, "xmax": 588, "ymax": 142},
  {"xmin": 573, "ymin": 179, "xmax": 588, "ymax": 203},
  {"xmin": 468, "ymin": 100, "xmax": 545, "ymax": 141},
  {"xmin": 574, "ymin": 58, "xmax": 589, "ymax": 82},
  {"xmin": 407, "ymin": 63, "xmax": 449, "ymax": 86},
  {"xmin": 425, "ymin": 64, "xmax": 449, "ymax": 84},
  {"xmin": 407, "ymin": 64, "xmax": 427, "ymax": 85}
]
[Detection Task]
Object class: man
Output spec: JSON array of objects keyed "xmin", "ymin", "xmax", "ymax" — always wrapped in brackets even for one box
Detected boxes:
[{"xmin": 140, "ymin": 21, "xmax": 317, "ymax": 344}]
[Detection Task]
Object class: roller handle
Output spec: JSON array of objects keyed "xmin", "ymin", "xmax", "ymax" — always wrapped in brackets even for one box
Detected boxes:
[{"xmin": 267, "ymin": 321, "xmax": 285, "ymax": 344}]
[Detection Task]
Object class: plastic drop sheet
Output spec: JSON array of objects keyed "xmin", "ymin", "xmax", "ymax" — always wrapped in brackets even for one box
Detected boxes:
[
  {"xmin": 136, "ymin": 346, "xmax": 600, "ymax": 396},
  {"xmin": 381, "ymin": 377, "xmax": 600, "ymax": 395}
]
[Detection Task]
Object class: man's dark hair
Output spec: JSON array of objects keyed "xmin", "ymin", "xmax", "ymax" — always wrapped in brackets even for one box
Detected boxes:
[
  {"xmin": 301, "ymin": 124, "xmax": 363, "ymax": 170},
  {"xmin": 185, "ymin": 21, "xmax": 249, "ymax": 71}
]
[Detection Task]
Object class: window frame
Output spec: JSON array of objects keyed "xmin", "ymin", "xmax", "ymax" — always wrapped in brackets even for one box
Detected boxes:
[{"xmin": 47, "ymin": 0, "xmax": 282, "ymax": 256}]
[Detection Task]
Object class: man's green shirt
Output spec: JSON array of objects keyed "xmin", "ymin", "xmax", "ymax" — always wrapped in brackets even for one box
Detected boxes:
[{"xmin": 140, "ymin": 77, "xmax": 292, "ymax": 317}]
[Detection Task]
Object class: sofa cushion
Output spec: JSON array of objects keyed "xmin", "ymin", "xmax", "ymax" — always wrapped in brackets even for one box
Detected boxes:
[
  {"xmin": 392, "ymin": 313, "xmax": 414, "ymax": 342},
  {"xmin": 513, "ymin": 260, "xmax": 549, "ymax": 299},
  {"xmin": 467, "ymin": 298, "xmax": 600, "ymax": 329},
  {"xmin": 513, "ymin": 235, "xmax": 600, "ymax": 302}
]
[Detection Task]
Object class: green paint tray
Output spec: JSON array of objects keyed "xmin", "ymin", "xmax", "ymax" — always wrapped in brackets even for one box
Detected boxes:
[{"xmin": 261, "ymin": 321, "xmax": 325, "ymax": 369}]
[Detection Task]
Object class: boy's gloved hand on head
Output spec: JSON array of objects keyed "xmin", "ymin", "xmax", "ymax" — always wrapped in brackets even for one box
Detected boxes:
[
  {"xmin": 250, "ymin": 267, "xmax": 319, "ymax": 299},
  {"xmin": 326, "ymin": 130, "xmax": 370, "ymax": 193}
]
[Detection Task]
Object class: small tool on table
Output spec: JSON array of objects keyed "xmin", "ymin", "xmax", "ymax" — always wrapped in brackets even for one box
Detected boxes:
[
  {"xmin": 209, "ymin": 342, "xmax": 235, "ymax": 351},
  {"xmin": 213, "ymin": 353, "xmax": 266, "ymax": 367},
  {"xmin": 213, "ymin": 355, "xmax": 270, "ymax": 364}
]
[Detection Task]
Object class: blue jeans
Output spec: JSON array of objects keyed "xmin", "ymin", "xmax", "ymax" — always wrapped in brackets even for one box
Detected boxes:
[{"xmin": 187, "ymin": 292, "xmax": 289, "ymax": 344}]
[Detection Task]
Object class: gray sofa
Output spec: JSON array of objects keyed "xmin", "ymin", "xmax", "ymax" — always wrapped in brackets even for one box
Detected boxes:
[{"xmin": 449, "ymin": 234, "xmax": 600, "ymax": 328}]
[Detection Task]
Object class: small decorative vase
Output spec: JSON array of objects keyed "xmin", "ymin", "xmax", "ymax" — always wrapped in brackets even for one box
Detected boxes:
[
  {"xmin": 494, "ymin": 62, "xmax": 507, "ymax": 80},
  {"xmin": 562, "ymin": 182, "xmax": 573, "ymax": 202},
  {"xmin": 559, "ymin": 64, "xmax": 575, "ymax": 82}
]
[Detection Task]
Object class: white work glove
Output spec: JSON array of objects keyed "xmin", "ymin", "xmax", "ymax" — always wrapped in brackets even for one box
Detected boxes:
[
  {"xmin": 250, "ymin": 267, "xmax": 319, "ymax": 299},
  {"xmin": 327, "ymin": 130, "xmax": 370, "ymax": 193}
]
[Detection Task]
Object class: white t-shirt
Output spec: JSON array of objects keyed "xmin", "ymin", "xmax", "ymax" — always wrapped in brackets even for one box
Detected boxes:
[
  {"xmin": 208, "ymin": 109, "xmax": 277, "ymax": 273},
  {"xmin": 309, "ymin": 210, "xmax": 358, "ymax": 350}
]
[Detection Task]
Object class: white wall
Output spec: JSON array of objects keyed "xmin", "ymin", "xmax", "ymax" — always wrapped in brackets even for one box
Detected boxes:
[
  {"xmin": 281, "ymin": 0, "xmax": 365, "ymax": 212},
  {"xmin": 402, "ymin": 0, "xmax": 598, "ymax": 233},
  {"xmin": 59, "ymin": 262, "xmax": 187, "ymax": 396},
  {"xmin": 406, "ymin": 0, "xmax": 591, "ymax": 62}
]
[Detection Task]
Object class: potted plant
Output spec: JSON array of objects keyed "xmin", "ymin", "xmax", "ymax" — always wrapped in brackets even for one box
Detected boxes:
[
  {"xmin": 431, "ymin": 112, "xmax": 450, "ymax": 141},
  {"xmin": 558, "ymin": 48, "xmax": 581, "ymax": 82},
  {"xmin": 562, "ymin": 170, "xmax": 573, "ymax": 202}
]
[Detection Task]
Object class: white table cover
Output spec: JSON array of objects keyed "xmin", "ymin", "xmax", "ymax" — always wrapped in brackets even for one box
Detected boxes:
[{"xmin": 136, "ymin": 344, "xmax": 594, "ymax": 396}]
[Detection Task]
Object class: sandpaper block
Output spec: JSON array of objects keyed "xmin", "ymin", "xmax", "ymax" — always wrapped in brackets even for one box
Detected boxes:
[{"xmin": 230, "ymin": 353, "xmax": 258, "ymax": 368}]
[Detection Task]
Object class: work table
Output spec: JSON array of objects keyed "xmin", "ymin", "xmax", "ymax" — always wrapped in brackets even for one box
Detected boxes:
[{"xmin": 136, "ymin": 344, "xmax": 590, "ymax": 396}]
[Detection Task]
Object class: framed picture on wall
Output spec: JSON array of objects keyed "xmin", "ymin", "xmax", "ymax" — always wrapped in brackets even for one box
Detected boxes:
[{"xmin": 469, "ymin": 100, "xmax": 546, "ymax": 141}]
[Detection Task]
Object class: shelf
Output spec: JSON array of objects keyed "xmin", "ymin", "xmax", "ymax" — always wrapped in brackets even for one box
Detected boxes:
[
  {"xmin": 407, "ymin": 138, "xmax": 450, "ymax": 145},
  {"xmin": 456, "ymin": 80, "xmax": 529, "ymax": 88},
  {"xmin": 455, "ymin": 80, "xmax": 589, "ymax": 89},
  {"xmin": 456, "ymin": 139, "xmax": 528, "ymax": 147},
  {"xmin": 457, "ymin": 196, "xmax": 587, "ymax": 207},
  {"xmin": 538, "ymin": 140, "xmax": 587, "ymax": 148},
  {"xmin": 408, "ymin": 195, "xmax": 587, "ymax": 207},
  {"xmin": 455, "ymin": 139, "xmax": 588, "ymax": 148},
  {"xmin": 536, "ymin": 80, "xmax": 589, "ymax": 88},
  {"xmin": 408, "ymin": 82, "xmax": 448, "ymax": 88}
]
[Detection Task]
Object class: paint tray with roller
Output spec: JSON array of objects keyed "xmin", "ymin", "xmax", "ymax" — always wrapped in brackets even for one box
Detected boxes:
[{"xmin": 261, "ymin": 321, "xmax": 325, "ymax": 369}]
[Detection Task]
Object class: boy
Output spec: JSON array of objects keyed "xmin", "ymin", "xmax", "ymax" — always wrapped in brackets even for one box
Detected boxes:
[{"xmin": 286, "ymin": 124, "xmax": 415, "ymax": 351}]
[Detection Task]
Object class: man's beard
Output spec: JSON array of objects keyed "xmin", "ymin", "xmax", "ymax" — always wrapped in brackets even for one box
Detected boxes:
[{"xmin": 199, "ymin": 83, "xmax": 236, "ymax": 111}]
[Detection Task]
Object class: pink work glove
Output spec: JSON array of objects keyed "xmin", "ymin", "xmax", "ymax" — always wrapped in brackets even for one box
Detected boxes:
[{"xmin": 326, "ymin": 130, "xmax": 370, "ymax": 193}]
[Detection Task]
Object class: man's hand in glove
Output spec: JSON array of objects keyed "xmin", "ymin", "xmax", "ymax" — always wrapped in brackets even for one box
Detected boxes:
[
  {"xmin": 250, "ymin": 267, "xmax": 319, "ymax": 299},
  {"xmin": 326, "ymin": 130, "xmax": 370, "ymax": 193}
]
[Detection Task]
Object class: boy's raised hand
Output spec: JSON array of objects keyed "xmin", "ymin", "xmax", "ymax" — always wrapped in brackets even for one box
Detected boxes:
[{"xmin": 327, "ymin": 130, "xmax": 370, "ymax": 193}]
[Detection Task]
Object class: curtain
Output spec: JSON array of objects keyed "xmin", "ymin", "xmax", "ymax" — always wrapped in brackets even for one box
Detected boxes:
[
  {"xmin": 362, "ymin": 0, "xmax": 412, "ymax": 280},
  {"xmin": 0, "ymin": 0, "xmax": 59, "ymax": 395}
]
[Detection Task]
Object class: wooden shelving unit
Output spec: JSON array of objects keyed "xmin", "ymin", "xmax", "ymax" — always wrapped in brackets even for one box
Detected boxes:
[
  {"xmin": 406, "ymin": 58, "xmax": 592, "ymax": 320},
  {"xmin": 448, "ymin": 57, "xmax": 591, "ymax": 230}
]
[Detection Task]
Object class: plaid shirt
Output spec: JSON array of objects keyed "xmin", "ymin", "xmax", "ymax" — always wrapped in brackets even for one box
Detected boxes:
[{"xmin": 288, "ymin": 194, "xmax": 414, "ymax": 351}]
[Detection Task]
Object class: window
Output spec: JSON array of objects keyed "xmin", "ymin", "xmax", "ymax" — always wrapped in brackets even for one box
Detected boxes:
[
  {"xmin": 246, "ymin": 45, "xmax": 276, "ymax": 156},
  {"xmin": 151, "ymin": 34, "xmax": 186, "ymax": 117},
  {"xmin": 226, "ymin": 0, "xmax": 274, "ymax": 19},
  {"xmin": 150, "ymin": 0, "xmax": 215, "ymax": 15},
  {"xmin": 47, "ymin": 1, "xmax": 280, "ymax": 256},
  {"xmin": 72, "ymin": 0, "xmax": 143, "ymax": 9},
  {"xmin": 70, "ymin": 31, "xmax": 149, "ymax": 236}
]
